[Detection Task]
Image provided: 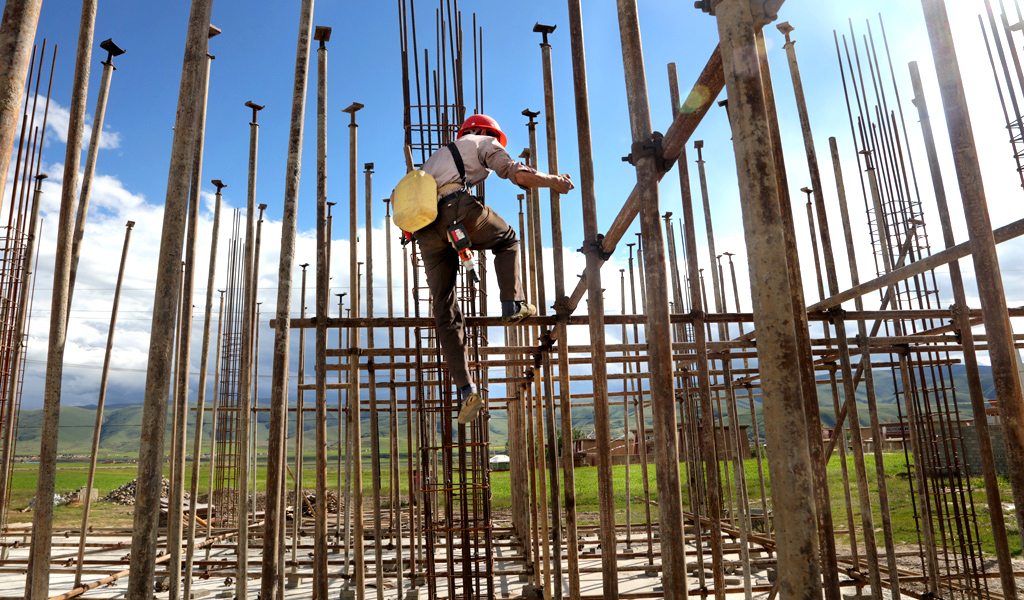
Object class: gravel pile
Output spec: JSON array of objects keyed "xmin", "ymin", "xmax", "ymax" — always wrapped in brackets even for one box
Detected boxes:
[{"xmin": 103, "ymin": 478, "xmax": 189, "ymax": 506}]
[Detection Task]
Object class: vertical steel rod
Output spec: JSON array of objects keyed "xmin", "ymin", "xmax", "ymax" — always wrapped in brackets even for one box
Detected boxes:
[
  {"xmin": 534, "ymin": 23, "xmax": 565, "ymax": 599},
  {"xmin": 126, "ymin": 1, "xmax": 211, "ymax": 597},
  {"xmin": 261, "ymin": 1, "xmax": 314, "ymax": 597},
  {"xmin": 74, "ymin": 220, "xmax": 133, "ymax": 588},
  {"xmin": 614, "ymin": 4, "xmax": 686, "ymax": 598},
  {"xmin": 383, "ymin": 196, "xmax": 404, "ymax": 593},
  {"xmin": 234, "ymin": 97, "xmax": 263, "ymax": 600},
  {"xmin": 183, "ymin": 181, "xmax": 223, "ymax": 600},
  {"xmin": 669, "ymin": 64, "xmax": 726, "ymax": 600},
  {"xmin": 710, "ymin": 2, "xmax": 821, "ymax": 598},
  {"xmin": 312, "ymin": 30, "xmax": 334, "ymax": 600},
  {"xmin": 169, "ymin": 40, "xmax": 214, "ymax": 599},
  {"xmin": 364, "ymin": 162, "xmax": 385, "ymax": 595},
  {"xmin": 24, "ymin": 0, "xmax": 96, "ymax": 589},
  {"xmin": 292, "ymin": 263, "xmax": 309, "ymax": 575},
  {"xmin": 0, "ymin": 0, "xmax": 44, "ymax": 204},
  {"xmin": 908, "ymin": 59, "xmax": 1018, "ymax": 597},
  {"xmin": 205, "ymin": 289, "xmax": 226, "ymax": 561},
  {"xmin": 343, "ymin": 101, "xmax": 365, "ymax": 600},
  {"xmin": 0, "ymin": 173, "xmax": 43, "ymax": 544},
  {"xmin": 66, "ymin": 40, "xmax": 125, "ymax": 316},
  {"xmin": 828, "ymin": 136, "xmax": 892, "ymax": 600}
]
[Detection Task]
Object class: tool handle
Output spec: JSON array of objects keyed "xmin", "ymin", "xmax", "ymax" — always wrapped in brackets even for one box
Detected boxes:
[{"xmin": 404, "ymin": 145, "xmax": 414, "ymax": 172}]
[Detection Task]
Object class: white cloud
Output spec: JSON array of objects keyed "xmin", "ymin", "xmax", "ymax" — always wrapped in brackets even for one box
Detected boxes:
[{"xmin": 27, "ymin": 95, "xmax": 122, "ymax": 152}]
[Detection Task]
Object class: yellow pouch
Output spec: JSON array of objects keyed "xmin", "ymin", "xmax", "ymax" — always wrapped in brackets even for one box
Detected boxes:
[{"xmin": 393, "ymin": 169, "xmax": 438, "ymax": 232}]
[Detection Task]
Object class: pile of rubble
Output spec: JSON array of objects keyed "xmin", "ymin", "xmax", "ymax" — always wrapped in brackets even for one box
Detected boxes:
[
  {"xmin": 103, "ymin": 478, "xmax": 189, "ymax": 506},
  {"xmin": 286, "ymin": 489, "xmax": 341, "ymax": 518}
]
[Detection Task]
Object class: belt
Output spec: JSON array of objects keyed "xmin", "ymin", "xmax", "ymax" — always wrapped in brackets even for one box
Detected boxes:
[{"xmin": 437, "ymin": 182, "xmax": 465, "ymax": 203}]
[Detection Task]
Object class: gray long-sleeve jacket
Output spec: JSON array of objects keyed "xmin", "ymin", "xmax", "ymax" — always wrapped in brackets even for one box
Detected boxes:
[{"xmin": 421, "ymin": 134, "xmax": 535, "ymax": 190}]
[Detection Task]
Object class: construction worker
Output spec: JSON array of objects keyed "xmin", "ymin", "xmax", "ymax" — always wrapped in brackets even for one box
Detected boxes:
[{"xmin": 415, "ymin": 114, "xmax": 574, "ymax": 425}]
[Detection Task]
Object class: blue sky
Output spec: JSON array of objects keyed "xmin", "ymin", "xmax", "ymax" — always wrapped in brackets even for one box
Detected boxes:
[{"xmin": 13, "ymin": 0, "xmax": 1024, "ymax": 409}]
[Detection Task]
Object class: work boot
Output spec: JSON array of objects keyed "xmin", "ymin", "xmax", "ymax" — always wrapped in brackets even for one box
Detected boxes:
[
  {"xmin": 457, "ymin": 391, "xmax": 484, "ymax": 425},
  {"xmin": 502, "ymin": 301, "xmax": 536, "ymax": 325}
]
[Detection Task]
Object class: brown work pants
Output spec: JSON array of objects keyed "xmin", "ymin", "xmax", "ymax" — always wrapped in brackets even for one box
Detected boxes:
[{"xmin": 414, "ymin": 191, "xmax": 523, "ymax": 389}]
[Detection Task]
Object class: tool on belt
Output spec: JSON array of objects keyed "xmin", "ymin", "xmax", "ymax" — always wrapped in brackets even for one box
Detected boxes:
[
  {"xmin": 447, "ymin": 222, "xmax": 479, "ymax": 285},
  {"xmin": 441, "ymin": 144, "xmax": 479, "ymax": 285}
]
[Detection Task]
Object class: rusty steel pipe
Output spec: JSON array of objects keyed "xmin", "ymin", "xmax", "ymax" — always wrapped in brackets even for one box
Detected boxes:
[
  {"xmin": 802, "ymin": 28, "xmax": 900, "ymax": 599},
  {"xmin": 74, "ymin": 221, "xmax": 133, "ymax": 589},
  {"xmin": 66, "ymin": 39, "xmax": 126, "ymax": 318},
  {"xmin": 725, "ymin": 253, "xmax": 770, "ymax": 531},
  {"xmin": 260, "ymin": 1, "xmax": 314, "ymax": 597},
  {"xmin": 710, "ymin": 1, "xmax": 822, "ymax": 598},
  {"xmin": 523, "ymin": 112, "xmax": 554, "ymax": 596},
  {"xmin": 695, "ymin": 144, "xmax": 723, "ymax": 313},
  {"xmin": 775, "ymin": 24, "xmax": 853, "ymax": 599},
  {"xmin": 669, "ymin": 63, "xmax": 725, "ymax": 600},
  {"xmin": 535, "ymin": 22, "xmax": 565, "ymax": 599},
  {"xmin": 251, "ymin": 209, "xmax": 268, "ymax": 531},
  {"xmin": 204, "ymin": 289, "xmax": 226, "ymax": 562},
  {"xmin": 169, "ymin": 40, "xmax": 214, "ymax": 599},
  {"xmin": 755, "ymin": 26, "xmax": 840, "ymax": 599},
  {"xmin": 382, "ymin": 196, "xmax": 404, "ymax": 592},
  {"xmin": 364, "ymin": 161, "xmax": 385, "ymax": 595},
  {"xmin": 126, "ymin": 1, "xmax": 212, "ymax": 598},
  {"xmin": 922, "ymin": 0, "xmax": 1024, "ymax": 550},
  {"xmin": 0, "ymin": 0, "xmax": 44, "ymax": 205},
  {"xmin": 308, "ymin": 31, "xmax": 332, "ymax": 593},
  {"xmin": 291, "ymin": 262, "xmax": 309, "ymax": 576},
  {"xmin": 566, "ymin": 1, "xmax": 622, "ymax": 588},
  {"xmin": 234, "ymin": 97, "xmax": 263, "ymax": 600},
  {"xmin": 343, "ymin": 100, "xmax": 365, "ymax": 600},
  {"xmin": 25, "ymin": 0, "xmax": 97, "ymax": 595},
  {"xmin": 626, "ymin": 246, "xmax": 656, "ymax": 565},
  {"xmin": 615, "ymin": 4, "xmax": 686, "ymax": 598},
  {"xmin": 783, "ymin": 54, "xmax": 890, "ymax": 600},
  {"xmin": 183, "ymin": 180, "xmax": 223, "ymax": 600}
]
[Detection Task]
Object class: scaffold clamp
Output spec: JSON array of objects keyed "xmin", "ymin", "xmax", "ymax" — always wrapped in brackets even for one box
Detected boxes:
[
  {"xmin": 580, "ymin": 233, "xmax": 614, "ymax": 261},
  {"xmin": 622, "ymin": 131, "xmax": 676, "ymax": 175},
  {"xmin": 553, "ymin": 296, "xmax": 571, "ymax": 322}
]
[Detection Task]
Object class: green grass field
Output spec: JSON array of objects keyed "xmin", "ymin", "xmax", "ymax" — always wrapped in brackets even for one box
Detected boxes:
[{"xmin": 7, "ymin": 451, "xmax": 1019, "ymax": 558}]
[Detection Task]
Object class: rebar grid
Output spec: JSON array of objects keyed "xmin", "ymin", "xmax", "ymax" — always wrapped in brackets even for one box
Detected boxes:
[
  {"xmin": 7, "ymin": 2, "xmax": 1024, "ymax": 600},
  {"xmin": 213, "ymin": 211, "xmax": 248, "ymax": 527}
]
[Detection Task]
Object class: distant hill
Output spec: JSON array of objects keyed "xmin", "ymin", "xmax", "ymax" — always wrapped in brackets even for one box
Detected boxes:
[{"xmin": 12, "ymin": 364, "xmax": 996, "ymax": 457}]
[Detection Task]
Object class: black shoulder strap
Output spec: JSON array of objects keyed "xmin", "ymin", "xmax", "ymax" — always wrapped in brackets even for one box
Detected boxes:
[{"xmin": 446, "ymin": 142, "xmax": 467, "ymax": 187}]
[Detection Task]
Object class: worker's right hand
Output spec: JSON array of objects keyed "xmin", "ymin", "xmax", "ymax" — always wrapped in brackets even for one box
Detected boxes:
[{"xmin": 551, "ymin": 173, "xmax": 574, "ymax": 194}]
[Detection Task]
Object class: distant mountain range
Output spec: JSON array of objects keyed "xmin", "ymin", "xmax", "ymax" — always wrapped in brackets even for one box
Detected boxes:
[{"xmin": 12, "ymin": 364, "xmax": 996, "ymax": 458}]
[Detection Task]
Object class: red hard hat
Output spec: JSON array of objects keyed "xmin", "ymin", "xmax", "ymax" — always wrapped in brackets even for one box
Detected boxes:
[{"xmin": 457, "ymin": 114, "xmax": 508, "ymax": 147}]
